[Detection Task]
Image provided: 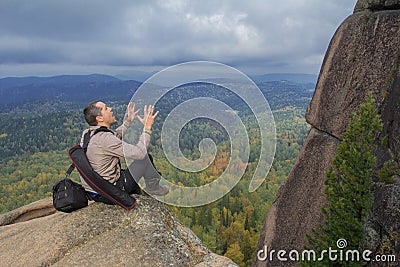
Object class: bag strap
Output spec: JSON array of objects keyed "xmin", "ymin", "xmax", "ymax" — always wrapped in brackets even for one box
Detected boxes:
[
  {"xmin": 66, "ymin": 126, "xmax": 119, "ymax": 176},
  {"xmin": 65, "ymin": 164, "xmax": 75, "ymax": 177},
  {"xmin": 82, "ymin": 130, "xmax": 91, "ymax": 152}
]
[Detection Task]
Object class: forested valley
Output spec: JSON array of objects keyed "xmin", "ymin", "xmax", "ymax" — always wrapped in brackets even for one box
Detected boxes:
[{"xmin": 0, "ymin": 79, "xmax": 313, "ymax": 266}]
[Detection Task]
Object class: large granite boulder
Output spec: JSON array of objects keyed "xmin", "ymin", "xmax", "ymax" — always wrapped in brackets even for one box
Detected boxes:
[
  {"xmin": 254, "ymin": 1, "xmax": 400, "ymax": 266},
  {"xmin": 354, "ymin": 0, "xmax": 400, "ymax": 12},
  {"xmin": 0, "ymin": 196, "xmax": 237, "ymax": 267}
]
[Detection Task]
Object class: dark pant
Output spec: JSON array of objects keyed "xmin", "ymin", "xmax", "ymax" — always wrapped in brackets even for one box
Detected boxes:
[
  {"xmin": 92, "ymin": 154, "xmax": 160, "ymax": 205},
  {"xmin": 128, "ymin": 153, "xmax": 161, "ymax": 183}
]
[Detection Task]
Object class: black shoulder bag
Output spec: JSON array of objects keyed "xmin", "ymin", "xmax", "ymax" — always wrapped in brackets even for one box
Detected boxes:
[
  {"xmin": 52, "ymin": 130, "xmax": 95, "ymax": 213},
  {"xmin": 52, "ymin": 173, "xmax": 88, "ymax": 213}
]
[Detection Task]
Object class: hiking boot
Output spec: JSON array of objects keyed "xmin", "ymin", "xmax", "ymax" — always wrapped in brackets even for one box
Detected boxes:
[
  {"xmin": 145, "ymin": 185, "xmax": 169, "ymax": 196},
  {"xmin": 145, "ymin": 178, "xmax": 169, "ymax": 196}
]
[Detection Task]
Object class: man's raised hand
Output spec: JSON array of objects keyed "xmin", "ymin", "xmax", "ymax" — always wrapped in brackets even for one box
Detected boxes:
[
  {"xmin": 138, "ymin": 105, "xmax": 159, "ymax": 131},
  {"xmin": 125, "ymin": 102, "xmax": 141, "ymax": 124}
]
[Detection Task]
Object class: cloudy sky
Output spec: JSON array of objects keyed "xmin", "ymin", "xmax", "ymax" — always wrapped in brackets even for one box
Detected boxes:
[{"xmin": 0, "ymin": 0, "xmax": 356, "ymax": 78}]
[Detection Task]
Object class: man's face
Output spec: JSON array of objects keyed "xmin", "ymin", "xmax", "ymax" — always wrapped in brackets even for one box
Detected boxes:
[{"xmin": 96, "ymin": 101, "xmax": 116, "ymax": 126}]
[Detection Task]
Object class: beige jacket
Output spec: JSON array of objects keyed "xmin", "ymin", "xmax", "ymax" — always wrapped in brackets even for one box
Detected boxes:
[{"xmin": 79, "ymin": 124, "xmax": 150, "ymax": 192}]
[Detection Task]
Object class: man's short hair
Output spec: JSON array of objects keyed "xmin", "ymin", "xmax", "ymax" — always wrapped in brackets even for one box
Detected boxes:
[{"xmin": 83, "ymin": 101, "xmax": 102, "ymax": 126}]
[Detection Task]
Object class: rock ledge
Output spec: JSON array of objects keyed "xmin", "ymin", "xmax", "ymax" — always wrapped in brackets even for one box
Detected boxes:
[{"xmin": 0, "ymin": 196, "xmax": 237, "ymax": 267}]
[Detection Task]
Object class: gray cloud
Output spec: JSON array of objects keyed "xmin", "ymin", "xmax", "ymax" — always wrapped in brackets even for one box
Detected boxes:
[{"xmin": 0, "ymin": 0, "xmax": 356, "ymax": 76}]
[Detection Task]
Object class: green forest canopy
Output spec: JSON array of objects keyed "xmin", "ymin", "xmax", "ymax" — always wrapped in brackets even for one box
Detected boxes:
[{"xmin": 0, "ymin": 81, "xmax": 312, "ymax": 266}]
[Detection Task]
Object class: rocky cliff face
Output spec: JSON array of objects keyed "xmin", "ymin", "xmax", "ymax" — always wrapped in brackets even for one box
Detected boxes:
[
  {"xmin": 0, "ymin": 196, "xmax": 237, "ymax": 267},
  {"xmin": 254, "ymin": 1, "xmax": 400, "ymax": 266}
]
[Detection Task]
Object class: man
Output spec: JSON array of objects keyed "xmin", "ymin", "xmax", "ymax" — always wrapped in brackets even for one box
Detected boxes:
[{"xmin": 81, "ymin": 101, "xmax": 169, "ymax": 205}]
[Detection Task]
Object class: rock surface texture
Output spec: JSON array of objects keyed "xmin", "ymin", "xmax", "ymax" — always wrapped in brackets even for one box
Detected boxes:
[
  {"xmin": 254, "ymin": 1, "xmax": 400, "ymax": 266},
  {"xmin": 0, "ymin": 196, "xmax": 237, "ymax": 267}
]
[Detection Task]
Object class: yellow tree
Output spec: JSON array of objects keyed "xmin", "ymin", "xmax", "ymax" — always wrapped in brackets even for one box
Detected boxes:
[{"xmin": 224, "ymin": 242, "xmax": 245, "ymax": 267}]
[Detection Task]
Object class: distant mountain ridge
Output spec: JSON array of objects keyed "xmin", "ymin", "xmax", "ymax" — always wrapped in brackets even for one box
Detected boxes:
[
  {"xmin": 0, "ymin": 74, "xmax": 120, "ymax": 89},
  {"xmin": 0, "ymin": 73, "xmax": 316, "ymax": 105},
  {"xmin": 0, "ymin": 74, "xmax": 141, "ymax": 104},
  {"xmin": 250, "ymin": 73, "xmax": 317, "ymax": 84}
]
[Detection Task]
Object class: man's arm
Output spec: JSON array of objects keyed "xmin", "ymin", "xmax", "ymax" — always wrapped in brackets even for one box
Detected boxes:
[
  {"xmin": 112, "ymin": 104, "xmax": 158, "ymax": 158},
  {"xmin": 115, "ymin": 123, "xmax": 128, "ymax": 139},
  {"xmin": 101, "ymin": 131, "xmax": 150, "ymax": 160}
]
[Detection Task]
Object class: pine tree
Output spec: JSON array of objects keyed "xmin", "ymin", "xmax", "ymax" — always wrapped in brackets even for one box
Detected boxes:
[
  {"xmin": 244, "ymin": 214, "xmax": 250, "ymax": 231},
  {"xmin": 304, "ymin": 93, "xmax": 382, "ymax": 266}
]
